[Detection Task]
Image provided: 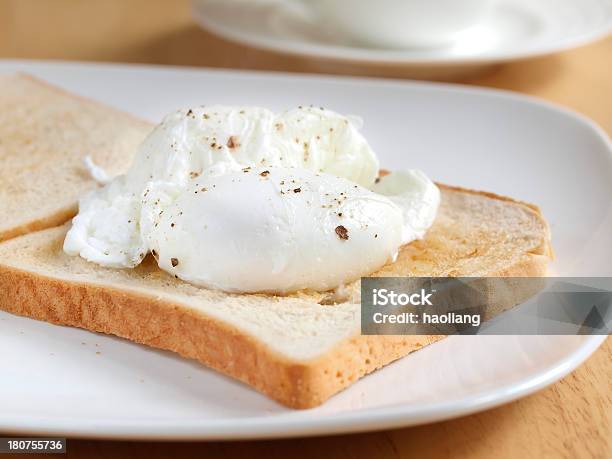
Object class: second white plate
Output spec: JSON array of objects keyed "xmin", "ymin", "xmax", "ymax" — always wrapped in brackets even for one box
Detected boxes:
[{"xmin": 192, "ymin": 0, "xmax": 612, "ymax": 66}]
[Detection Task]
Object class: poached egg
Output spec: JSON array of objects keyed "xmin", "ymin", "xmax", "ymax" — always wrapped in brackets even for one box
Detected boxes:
[{"xmin": 64, "ymin": 106, "xmax": 440, "ymax": 293}]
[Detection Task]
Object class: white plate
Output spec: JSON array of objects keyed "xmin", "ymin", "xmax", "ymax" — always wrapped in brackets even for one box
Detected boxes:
[
  {"xmin": 192, "ymin": 0, "xmax": 612, "ymax": 65},
  {"xmin": 0, "ymin": 60, "xmax": 610, "ymax": 440}
]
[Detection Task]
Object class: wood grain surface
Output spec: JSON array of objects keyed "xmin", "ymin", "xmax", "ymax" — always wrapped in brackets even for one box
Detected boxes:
[{"xmin": 0, "ymin": 1, "xmax": 610, "ymax": 457}]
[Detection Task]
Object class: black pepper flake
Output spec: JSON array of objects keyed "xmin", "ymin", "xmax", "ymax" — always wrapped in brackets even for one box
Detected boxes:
[
  {"xmin": 171, "ymin": 258, "xmax": 179, "ymax": 267},
  {"xmin": 227, "ymin": 136, "xmax": 240, "ymax": 149},
  {"xmin": 260, "ymin": 170, "xmax": 270, "ymax": 177},
  {"xmin": 293, "ymin": 187, "xmax": 301, "ymax": 193},
  {"xmin": 374, "ymin": 234, "xmax": 378, "ymax": 238},
  {"xmin": 203, "ymin": 114, "xmax": 210, "ymax": 119},
  {"xmin": 338, "ymin": 212, "xmax": 343, "ymax": 217},
  {"xmin": 335, "ymin": 225, "xmax": 349, "ymax": 240},
  {"xmin": 170, "ymin": 223, "xmax": 175, "ymax": 228},
  {"xmin": 186, "ymin": 109, "xmax": 193, "ymax": 116},
  {"xmin": 375, "ymin": 177, "xmax": 381, "ymax": 184}
]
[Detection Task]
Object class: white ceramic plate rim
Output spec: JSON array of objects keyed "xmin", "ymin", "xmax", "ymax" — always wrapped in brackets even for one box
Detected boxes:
[
  {"xmin": 0, "ymin": 61, "xmax": 610, "ymax": 440},
  {"xmin": 0, "ymin": 335, "xmax": 606, "ymax": 440},
  {"xmin": 191, "ymin": 0, "xmax": 612, "ymax": 65}
]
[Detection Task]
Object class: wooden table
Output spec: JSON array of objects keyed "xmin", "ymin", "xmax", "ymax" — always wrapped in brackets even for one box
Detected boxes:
[{"xmin": 1, "ymin": 1, "xmax": 610, "ymax": 457}]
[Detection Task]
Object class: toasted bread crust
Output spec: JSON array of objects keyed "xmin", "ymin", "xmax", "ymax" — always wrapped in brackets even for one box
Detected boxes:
[
  {"xmin": 0, "ymin": 185, "xmax": 552, "ymax": 408},
  {"xmin": 0, "ymin": 252, "xmax": 546, "ymax": 408},
  {"xmin": 0, "ymin": 262, "xmax": 444, "ymax": 408},
  {"xmin": 0, "ymin": 204, "xmax": 77, "ymax": 243},
  {"xmin": 0, "ymin": 74, "xmax": 152, "ymax": 243}
]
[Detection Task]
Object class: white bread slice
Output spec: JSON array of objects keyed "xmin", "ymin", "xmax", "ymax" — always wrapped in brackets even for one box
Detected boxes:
[
  {"xmin": 0, "ymin": 74, "xmax": 152, "ymax": 242},
  {"xmin": 0, "ymin": 185, "xmax": 552, "ymax": 408}
]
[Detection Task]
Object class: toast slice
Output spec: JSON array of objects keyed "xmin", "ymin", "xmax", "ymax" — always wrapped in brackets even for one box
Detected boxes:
[
  {"xmin": 0, "ymin": 74, "xmax": 151, "ymax": 242},
  {"xmin": 0, "ymin": 185, "xmax": 552, "ymax": 408}
]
